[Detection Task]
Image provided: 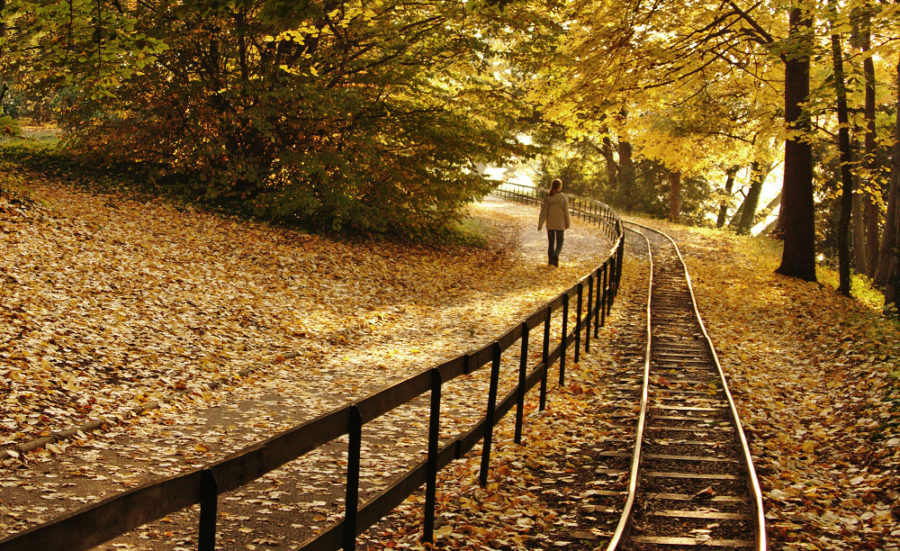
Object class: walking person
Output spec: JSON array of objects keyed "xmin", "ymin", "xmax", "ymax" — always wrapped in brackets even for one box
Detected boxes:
[{"xmin": 537, "ymin": 178, "xmax": 571, "ymax": 266}]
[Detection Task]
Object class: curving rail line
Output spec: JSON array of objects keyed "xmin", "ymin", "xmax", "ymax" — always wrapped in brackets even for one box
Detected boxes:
[{"xmin": 605, "ymin": 221, "xmax": 767, "ymax": 550}]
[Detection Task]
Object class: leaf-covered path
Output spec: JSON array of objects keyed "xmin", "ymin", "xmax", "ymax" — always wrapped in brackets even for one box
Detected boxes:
[
  {"xmin": 2, "ymin": 182, "xmax": 898, "ymax": 551},
  {"xmin": 1, "ymin": 182, "xmax": 611, "ymax": 548}
]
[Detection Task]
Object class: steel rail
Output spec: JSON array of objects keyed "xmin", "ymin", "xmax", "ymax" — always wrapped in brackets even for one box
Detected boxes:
[
  {"xmin": 604, "ymin": 226, "xmax": 654, "ymax": 549},
  {"xmin": 606, "ymin": 220, "xmax": 767, "ymax": 551}
]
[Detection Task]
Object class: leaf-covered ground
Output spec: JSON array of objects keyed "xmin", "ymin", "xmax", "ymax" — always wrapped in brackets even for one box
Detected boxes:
[
  {"xmin": 2, "ymin": 172, "xmax": 898, "ymax": 550},
  {"xmin": 0, "ymin": 171, "xmax": 612, "ymax": 548},
  {"xmin": 651, "ymin": 220, "xmax": 900, "ymax": 550},
  {"xmin": 0, "ymin": 177, "xmax": 601, "ymax": 449},
  {"xmin": 358, "ymin": 220, "xmax": 899, "ymax": 551}
]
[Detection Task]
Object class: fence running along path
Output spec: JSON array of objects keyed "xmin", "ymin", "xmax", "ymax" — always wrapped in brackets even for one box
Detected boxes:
[
  {"xmin": 0, "ymin": 185, "xmax": 623, "ymax": 551},
  {"xmin": 601, "ymin": 222, "xmax": 766, "ymax": 550}
]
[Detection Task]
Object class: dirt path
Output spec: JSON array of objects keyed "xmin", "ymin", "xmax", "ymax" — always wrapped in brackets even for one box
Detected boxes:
[{"xmin": 0, "ymin": 193, "xmax": 612, "ymax": 550}]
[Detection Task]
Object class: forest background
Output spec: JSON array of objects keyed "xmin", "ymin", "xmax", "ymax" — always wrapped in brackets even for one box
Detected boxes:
[{"xmin": 1, "ymin": 0, "xmax": 899, "ymax": 307}]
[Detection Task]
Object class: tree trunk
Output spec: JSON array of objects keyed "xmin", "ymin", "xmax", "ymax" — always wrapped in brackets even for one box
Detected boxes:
[
  {"xmin": 758, "ymin": 191, "xmax": 782, "ymax": 222},
  {"xmin": 864, "ymin": 198, "xmax": 880, "ymax": 277},
  {"xmin": 761, "ymin": 216, "xmax": 781, "ymax": 236},
  {"xmin": 877, "ymin": 52, "xmax": 900, "ymax": 314},
  {"xmin": 860, "ymin": 11, "xmax": 881, "ymax": 278},
  {"xmin": 736, "ymin": 162, "xmax": 765, "ymax": 235},
  {"xmin": 618, "ymin": 140, "xmax": 635, "ymax": 209},
  {"xmin": 773, "ymin": 200, "xmax": 785, "ymax": 239},
  {"xmin": 830, "ymin": 13, "xmax": 854, "ymax": 296},
  {"xmin": 601, "ymin": 137, "xmax": 620, "ymax": 194},
  {"xmin": 236, "ymin": 6, "xmax": 250, "ymax": 82},
  {"xmin": 716, "ymin": 167, "xmax": 737, "ymax": 228},
  {"xmin": 729, "ymin": 192, "xmax": 746, "ymax": 229},
  {"xmin": 667, "ymin": 169, "xmax": 682, "ymax": 222},
  {"xmin": 776, "ymin": 7, "xmax": 817, "ymax": 282},
  {"xmin": 0, "ymin": 0, "xmax": 7, "ymax": 115},
  {"xmin": 853, "ymin": 180, "xmax": 868, "ymax": 273}
]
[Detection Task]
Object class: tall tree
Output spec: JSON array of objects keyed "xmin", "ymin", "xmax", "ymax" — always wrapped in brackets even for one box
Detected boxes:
[
  {"xmin": 716, "ymin": 167, "xmax": 738, "ymax": 228},
  {"xmin": 878, "ymin": 52, "xmax": 900, "ymax": 313},
  {"xmin": 599, "ymin": 134, "xmax": 637, "ymax": 211},
  {"xmin": 857, "ymin": 5, "xmax": 881, "ymax": 278},
  {"xmin": 776, "ymin": 5, "xmax": 817, "ymax": 281},
  {"xmin": 829, "ymin": 0, "xmax": 854, "ymax": 296},
  {"xmin": 852, "ymin": 171, "xmax": 868, "ymax": 273},
  {"xmin": 667, "ymin": 169, "xmax": 683, "ymax": 222},
  {"xmin": 736, "ymin": 162, "xmax": 767, "ymax": 235},
  {"xmin": 0, "ymin": 0, "xmax": 6, "ymax": 110}
]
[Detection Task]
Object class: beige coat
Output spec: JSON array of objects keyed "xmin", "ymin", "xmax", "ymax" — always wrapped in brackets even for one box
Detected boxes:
[{"xmin": 538, "ymin": 192, "xmax": 571, "ymax": 231}]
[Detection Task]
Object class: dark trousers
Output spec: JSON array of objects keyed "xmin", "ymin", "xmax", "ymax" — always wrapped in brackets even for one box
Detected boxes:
[{"xmin": 547, "ymin": 230, "xmax": 564, "ymax": 265}]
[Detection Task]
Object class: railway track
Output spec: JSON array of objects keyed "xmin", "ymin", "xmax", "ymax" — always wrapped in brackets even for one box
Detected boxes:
[{"xmin": 597, "ymin": 222, "xmax": 766, "ymax": 550}]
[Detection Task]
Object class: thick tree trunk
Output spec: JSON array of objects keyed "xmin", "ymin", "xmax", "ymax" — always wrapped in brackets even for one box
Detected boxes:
[
  {"xmin": 877, "ymin": 53, "xmax": 900, "ymax": 313},
  {"xmin": 716, "ymin": 167, "xmax": 737, "ymax": 228},
  {"xmin": 831, "ymin": 17, "xmax": 854, "ymax": 296},
  {"xmin": 736, "ymin": 162, "xmax": 765, "ymax": 235},
  {"xmin": 667, "ymin": 169, "xmax": 682, "ymax": 222},
  {"xmin": 777, "ymin": 7, "xmax": 817, "ymax": 282}
]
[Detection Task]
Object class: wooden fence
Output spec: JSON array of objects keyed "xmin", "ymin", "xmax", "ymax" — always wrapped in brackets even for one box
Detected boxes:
[{"xmin": 0, "ymin": 186, "xmax": 623, "ymax": 551}]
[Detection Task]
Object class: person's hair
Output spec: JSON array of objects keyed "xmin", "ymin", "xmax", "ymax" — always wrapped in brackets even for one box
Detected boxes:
[{"xmin": 549, "ymin": 178, "xmax": 563, "ymax": 194}]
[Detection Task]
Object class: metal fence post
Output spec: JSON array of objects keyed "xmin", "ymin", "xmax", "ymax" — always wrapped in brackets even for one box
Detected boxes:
[
  {"xmin": 479, "ymin": 342, "xmax": 502, "ymax": 487},
  {"xmin": 515, "ymin": 322, "xmax": 529, "ymax": 444},
  {"xmin": 560, "ymin": 294, "xmax": 569, "ymax": 386},
  {"xmin": 342, "ymin": 406, "xmax": 362, "ymax": 551},
  {"xmin": 613, "ymin": 238, "xmax": 624, "ymax": 308},
  {"xmin": 423, "ymin": 369, "xmax": 442, "ymax": 543},
  {"xmin": 540, "ymin": 306, "xmax": 550, "ymax": 411},
  {"xmin": 596, "ymin": 264, "xmax": 604, "ymax": 336},
  {"xmin": 574, "ymin": 283, "xmax": 582, "ymax": 364},
  {"xmin": 601, "ymin": 261, "xmax": 608, "ymax": 327},
  {"xmin": 586, "ymin": 274, "xmax": 593, "ymax": 353},
  {"xmin": 198, "ymin": 469, "xmax": 218, "ymax": 551}
]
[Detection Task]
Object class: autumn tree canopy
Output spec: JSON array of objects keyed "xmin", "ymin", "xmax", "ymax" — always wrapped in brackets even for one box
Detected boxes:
[
  {"xmin": 1, "ymin": 0, "xmax": 560, "ymax": 233},
  {"xmin": 2, "ymin": 0, "xmax": 900, "ymax": 298}
]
